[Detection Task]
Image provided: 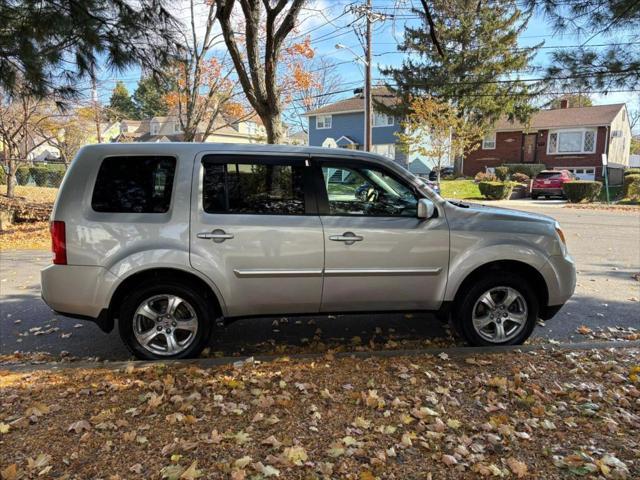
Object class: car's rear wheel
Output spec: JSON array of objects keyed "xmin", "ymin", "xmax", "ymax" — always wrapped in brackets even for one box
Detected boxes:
[
  {"xmin": 454, "ymin": 273, "xmax": 538, "ymax": 346},
  {"xmin": 531, "ymin": 193, "xmax": 538, "ymax": 200},
  {"xmin": 118, "ymin": 282, "xmax": 212, "ymax": 360}
]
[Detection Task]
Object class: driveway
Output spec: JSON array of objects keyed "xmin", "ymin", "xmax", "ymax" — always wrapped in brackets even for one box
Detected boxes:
[{"xmin": 1, "ymin": 205, "xmax": 638, "ymax": 360}]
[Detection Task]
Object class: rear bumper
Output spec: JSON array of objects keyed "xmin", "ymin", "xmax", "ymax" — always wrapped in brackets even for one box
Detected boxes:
[
  {"xmin": 532, "ymin": 187, "xmax": 564, "ymax": 196},
  {"xmin": 41, "ymin": 264, "xmax": 117, "ymax": 321}
]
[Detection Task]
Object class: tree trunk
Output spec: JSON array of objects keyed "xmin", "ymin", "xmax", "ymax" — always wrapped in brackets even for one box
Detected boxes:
[
  {"xmin": 5, "ymin": 159, "xmax": 16, "ymax": 198},
  {"xmin": 262, "ymin": 114, "xmax": 284, "ymax": 144}
]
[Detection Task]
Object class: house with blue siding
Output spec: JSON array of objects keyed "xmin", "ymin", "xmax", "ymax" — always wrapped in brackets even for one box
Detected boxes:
[{"xmin": 305, "ymin": 87, "xmax": 409, "ymax": 166}]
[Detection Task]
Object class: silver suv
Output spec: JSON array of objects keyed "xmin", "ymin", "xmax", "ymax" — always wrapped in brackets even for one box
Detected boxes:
[{"xmin": 41, "ymin": 144, "xmax": 576, "ymax": 359}]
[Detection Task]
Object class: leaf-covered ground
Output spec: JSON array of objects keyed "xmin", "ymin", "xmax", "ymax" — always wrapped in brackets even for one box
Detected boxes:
[
  {"xmin": 1, "ymin": 348, "xmax": 638, "ymax": 479},
  {"xmin": 0, "ymin": 222, "xmax": 49, "ymax": 250}
]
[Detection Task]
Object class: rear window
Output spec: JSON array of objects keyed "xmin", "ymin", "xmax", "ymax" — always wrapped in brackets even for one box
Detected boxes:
[
  {"xmin": 92, "ymin": 156, "xmax": 176, "ymax": 213},
  {"xmin": 202, "ymin": 161, "xmax": 305, "ymax": 215},
  {"xmin": 535, "ymin": 171, "xmax": 562, "ymax": 179}
]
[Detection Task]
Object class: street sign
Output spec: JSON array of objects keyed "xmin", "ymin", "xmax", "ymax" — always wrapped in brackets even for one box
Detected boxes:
[{"xmin": 601, "ymin": 153, "xmax": 608, "ymax": 166}]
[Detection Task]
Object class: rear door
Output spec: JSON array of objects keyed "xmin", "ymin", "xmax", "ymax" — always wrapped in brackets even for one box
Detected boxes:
[
  {"xmin": 312, "ymin": 157, "xmax": 449, "ymax": 312},
  {"xmin": 190, "ymin": 153, "xmax": 324, "ymax": 317}
]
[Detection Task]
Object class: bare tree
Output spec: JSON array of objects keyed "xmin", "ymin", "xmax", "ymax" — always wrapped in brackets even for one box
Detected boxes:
[
  {"xmin": 214, "ymin": 0, "xmax": 307, "ymax": 144},
  {"xmin": 167, "ymin": 0, "xmax": 250, "ymax": 141},
  {"xmin": 285, "ymin": 56, "xmax": 343, "ymax": 134},
  {"xmin": 0, "ymin": 88, "xmax": 57, "ymax": 197}
]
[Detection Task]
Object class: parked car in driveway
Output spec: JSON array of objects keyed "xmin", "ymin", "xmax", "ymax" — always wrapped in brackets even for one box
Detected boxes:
[
  {"xmin": 428, "ymin": 166, "xmax": 454, "ymax": 181},
  {"xmin": 532, "ymin": 170, "xmax": 576, "ymax": 199},
  {"xmin": 41, "ymin": 144, "xmax": 576, "ymax": 359}
]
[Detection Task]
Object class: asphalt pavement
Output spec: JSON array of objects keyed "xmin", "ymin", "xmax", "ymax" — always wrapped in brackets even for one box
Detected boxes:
[{"xmin": 1, "ymin": 203, "xmax": 638, "ymax": 360}]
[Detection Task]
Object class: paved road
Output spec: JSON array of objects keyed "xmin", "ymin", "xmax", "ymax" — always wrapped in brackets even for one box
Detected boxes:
[{"xmin": 1, "ymin": 204, "xmax": 638, "ymax": 360}]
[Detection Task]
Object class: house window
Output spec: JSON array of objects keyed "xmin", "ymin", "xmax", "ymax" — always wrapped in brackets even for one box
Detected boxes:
[
  {"xmin": 246, "ymin": 121, "xmax": 258, "ymax": 135},
  {"xmin": 316, "ymin": 115, "xmax": 332, "ymax": 129},
  {"xmin": 373, "ymin": 112, "xmax": 394, "ymax": 127},
  {"xmin": 372, "ymin": 143, "xmax": 396, "ymax": 159},
  {"xmin": 482, "ymin": 132, "xmax": 496, "ymax": 150},
  {"xmin": 547, "ymin": 129, "xmax": 597, "ymax": 154}
]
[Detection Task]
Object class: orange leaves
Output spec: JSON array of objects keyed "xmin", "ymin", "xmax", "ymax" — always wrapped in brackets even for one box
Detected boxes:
[{"xmin": 285, "ymin": 37, "xmax": 314, "ymax": 60}]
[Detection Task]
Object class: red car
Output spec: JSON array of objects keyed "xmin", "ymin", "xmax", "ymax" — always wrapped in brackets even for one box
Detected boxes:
[{"xmin": 531, "ymin": 170, "xmax": 575, "ymax": 199}]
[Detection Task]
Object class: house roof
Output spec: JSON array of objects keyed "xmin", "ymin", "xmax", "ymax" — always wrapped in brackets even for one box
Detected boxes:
[
  {"xmin": 494, "ymin": 103, "xmax": 626, "ymax": 131},
  {"xmin": 305, "ymin": 87, "xmax": 399, "ymax": 116},
  {"xmin": 408, "ymin": 158, "xmax": 431, "ymax": 175}
]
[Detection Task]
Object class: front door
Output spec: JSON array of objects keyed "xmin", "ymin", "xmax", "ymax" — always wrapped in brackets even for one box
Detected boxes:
[
  {"xmin": 190, "ymin": 153, "xmax": 324, "ymax": 317},
  {"xmin": 313, "ymin": 159, "xmax": 450, "ymax": 312},
  {"xmin": 523, "ymin": 133, "xmax": 537, "ymax": 163}
]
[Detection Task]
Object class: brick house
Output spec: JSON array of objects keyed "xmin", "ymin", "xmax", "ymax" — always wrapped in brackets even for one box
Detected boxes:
[{"xmin": 463, "ymin": 102, "xmax": 632, "ymax": 180}]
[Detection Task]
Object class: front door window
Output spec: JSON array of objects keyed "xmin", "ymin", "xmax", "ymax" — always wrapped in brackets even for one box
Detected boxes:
[{"xmin": 321, "ymin": 165, "xmax": 418, "ymax": 217}]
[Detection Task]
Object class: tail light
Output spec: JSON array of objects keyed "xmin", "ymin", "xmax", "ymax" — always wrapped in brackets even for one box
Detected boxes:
[{"xmin": 50, "ymin": 221, "xmax": 67, "ymax": 265}]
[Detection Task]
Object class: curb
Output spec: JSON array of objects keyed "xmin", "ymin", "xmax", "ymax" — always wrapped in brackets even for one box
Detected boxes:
[{"xmin": 2, "ymin": 340, "xmax": 639, "ymax": 373}]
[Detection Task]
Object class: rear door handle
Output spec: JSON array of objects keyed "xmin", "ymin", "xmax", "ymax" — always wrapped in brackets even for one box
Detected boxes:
[
  {"xmin": 197, "ymin": 229, "xmax": 234, "ymax": 243},
  {"xmin": 329, "ymin": 232, "xmax": 363, "ymax": 245}
]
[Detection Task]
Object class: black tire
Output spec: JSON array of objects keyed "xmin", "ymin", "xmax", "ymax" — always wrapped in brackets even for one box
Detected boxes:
[
  {"xmin": 454, "ymin": 273, "xmax": 538, "ymax": 347},
  {"xmin": 118, "ymin": 282, "xmax": 212, "ymax": 360},
  {"xmin": 531, "ymin": 194, "xmax": 538, "ymax": 200}
]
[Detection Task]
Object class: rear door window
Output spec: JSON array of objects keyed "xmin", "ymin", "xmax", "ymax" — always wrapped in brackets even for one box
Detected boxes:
[
  {"xmin": 92, "ymin": 156, "xmax": 176, "ymax": 213},
  {"xmin": 202, "ymin": 159, "xmax": 307, "ymax": 215}
]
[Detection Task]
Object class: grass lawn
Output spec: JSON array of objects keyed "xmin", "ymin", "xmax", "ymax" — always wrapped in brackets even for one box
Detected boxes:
[
  {"xmin": 439, "ymin": 180, "xmax": 483, "ymax": 200},
  {"xmin": 3, "ymin": 185, "xmax": 58, "ymax": 204}
]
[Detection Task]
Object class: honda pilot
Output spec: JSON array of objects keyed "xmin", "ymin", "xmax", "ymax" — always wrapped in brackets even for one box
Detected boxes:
[{"xmin": 41, "ymin": 144, "xmax": 576, "ymax": 359}]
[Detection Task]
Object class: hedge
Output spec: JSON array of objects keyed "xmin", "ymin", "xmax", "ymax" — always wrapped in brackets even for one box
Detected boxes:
[
  {"xmin": 623, "ymin": 174, "xmax": 640, "ymax": 200},
  {"xmin": 562, "ymin": 181, "xmax": 602, "ymax": 203},
  {"xmin": 16, "ymin": 166, "xmax": 31, "ymax": 185},
  {"xmin": 29, "ymin": 164, "xmax": 66, "ymax": 187},
  {"xmin": 503, "ymin": 163, "xmax": 547, "ymax": 178},
  {"xmin": 478, "ymin": 181, "xmax": 514, "ymax": 200},
  {"xmin": 624, "ymin": 168, "xmax": 640, "ymax": 176}
]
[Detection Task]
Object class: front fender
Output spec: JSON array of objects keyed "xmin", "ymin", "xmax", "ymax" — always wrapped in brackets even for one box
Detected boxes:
[{"xmin": 444, "ymin": 241, "xmax": 550, "ymax": 302}]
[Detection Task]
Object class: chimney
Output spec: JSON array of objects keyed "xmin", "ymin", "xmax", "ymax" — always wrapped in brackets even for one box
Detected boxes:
[{"xmin": 560, "ymin": 99, "xmax": 569, "ymax": 109}]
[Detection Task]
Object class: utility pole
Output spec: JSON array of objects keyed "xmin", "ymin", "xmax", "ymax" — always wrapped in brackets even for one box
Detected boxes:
[
  {"xmin": 91, "ymin": 66, "xmax": 102, "ymax": 143},
  {"xmin": 364, "ymin": 0, "xmax": 372, "ymax": 152}
]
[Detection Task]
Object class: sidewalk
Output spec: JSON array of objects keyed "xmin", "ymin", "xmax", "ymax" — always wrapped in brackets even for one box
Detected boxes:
[{"xmin": 1, "ymin": 344, "xmax": 638, "ymax": 479}]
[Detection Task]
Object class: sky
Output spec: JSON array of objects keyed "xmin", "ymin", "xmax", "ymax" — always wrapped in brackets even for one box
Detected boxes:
[{"xmin": 91, "ymin": 0, "xmax": 639, "ymax": 130}]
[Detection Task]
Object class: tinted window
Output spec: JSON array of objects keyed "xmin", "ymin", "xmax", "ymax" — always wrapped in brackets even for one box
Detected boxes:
[
  {"xmin": 92, "ymin": 156, "xmax": 176, "ymax": 213},
  {"xmin": 203, "ymin": 161, "xmax": 305, "ymax": 215},
  {"xmin": 322, "ymin": 165, "xmax": 417, "ymax": 217}
]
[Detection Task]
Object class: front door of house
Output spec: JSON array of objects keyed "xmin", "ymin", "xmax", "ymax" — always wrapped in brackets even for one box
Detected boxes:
[{"xmin": 522, "ymin": 134, "xmax": 537, "ymax": 163}]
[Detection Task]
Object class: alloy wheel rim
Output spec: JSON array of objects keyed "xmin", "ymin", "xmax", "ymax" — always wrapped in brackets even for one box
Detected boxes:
[
  {"xmin": 471, "ymin": 286, "xmax": 528, "ymax": 343},
  {"xmin": 133, "ymin": 294, "xmax": 198, "ymax": 356}
]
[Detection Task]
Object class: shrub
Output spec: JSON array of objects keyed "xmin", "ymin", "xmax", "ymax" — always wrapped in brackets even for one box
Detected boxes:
[
  {"xmin": 623, "ymin": 174, "xmax": 640, "ymax": 200},
  {"xmin": 16, "ymin": 166, "xmax": 31, "ymax": 185},
  {"xmin": 504, "ymin": 163, "xmax": 546, "ymax": 178},
  {"xmin": 474, "ymin": 171, "xmax": 497, "ymax": 182},
  {"xmin": 495, "ymin": 166, "xmax": 509, "ymax": 181},
  {"xmin": 511, "ymin": 172, "xmax": 530, "ymax": 183},
  {"xmin": 562, "ymin": 181, "xmax": 602, "ymax": 203},
  {"xmin": 30, "ymin": 166, "xmax": 49, "ymax": 186},
  {"xmin": 478, "ymin": 181, "xmax": 514, "ymax": 200},
  {"xmin": 624, "ymin": 168, "xmax": 640, "ymax": 176},
  {"xmin": 29, "ymin": 164, "xmax": 66, "ymax": 187}
]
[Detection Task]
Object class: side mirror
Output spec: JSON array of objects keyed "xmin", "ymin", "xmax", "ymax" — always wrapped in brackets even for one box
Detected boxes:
[{"xmin": 417, "ymin": 198, "xmax": 435, "ymax": 219}]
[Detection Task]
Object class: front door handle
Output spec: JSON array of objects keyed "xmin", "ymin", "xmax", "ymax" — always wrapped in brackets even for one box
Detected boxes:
[
  {"xmin": 329, "ymin": 232, "xmax": 363, "ymax": 245},
  {"xmin": 197, "ymin": 229, "xmax": 234, "ymax": 243}
]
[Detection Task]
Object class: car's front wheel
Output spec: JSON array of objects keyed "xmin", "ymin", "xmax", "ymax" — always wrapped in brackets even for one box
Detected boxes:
[
  {"xmin": 455, "ymin": 273, "xmax": 538, "ymax": 346},
  {"xmin": 118, "ymin": 282, "xmax": 212, "ymax": 360}
]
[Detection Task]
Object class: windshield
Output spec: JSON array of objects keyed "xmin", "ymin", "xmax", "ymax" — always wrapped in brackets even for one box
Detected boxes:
[{"xmin": 536, "ymin": 171, "xmax": 562, "ymax": 179}]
